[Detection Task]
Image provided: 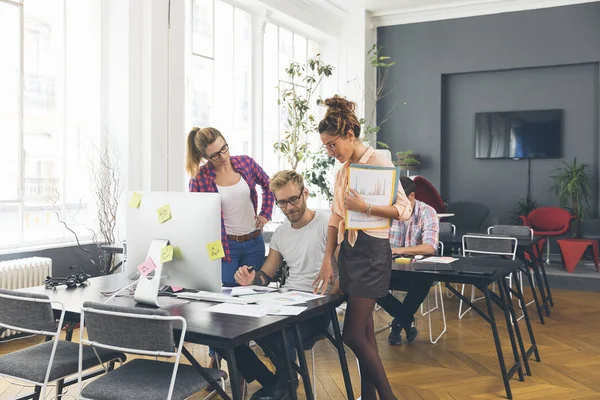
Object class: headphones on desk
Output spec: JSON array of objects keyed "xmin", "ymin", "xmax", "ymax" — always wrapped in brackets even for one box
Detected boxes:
[{"xmin": 45, "ymin": 265, "xmax": 92, "ymax": 289}]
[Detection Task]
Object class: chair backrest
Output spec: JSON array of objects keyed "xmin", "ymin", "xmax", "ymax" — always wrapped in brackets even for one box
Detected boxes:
[
  {"xmin": 527, "ymin": 207, "xmax": 573, "ymax": 231},
  {"xmin": 0, "ymin": 288, "xmax": 59, "ymax": 335},
  {"xmin": 414, "ymin": 176, "xmax": 445, "ymax": 213},
  {"xmin": 462, "ymin": 234, "xmax": 517, "ymax": 260},
  {"xmin": 81, "ymin": 301, "xmax": 182, "ymax": 355},
  {"xmin": 445, "ymin": 201, "xmax": 490, "ymax": 232},
  {"xmin": 488, "ymin": 225, "xmax": 533, "ymax": 239},
  {"xmin": 439, "ymin": 222, "xmax": 456, "ymax": 235}
]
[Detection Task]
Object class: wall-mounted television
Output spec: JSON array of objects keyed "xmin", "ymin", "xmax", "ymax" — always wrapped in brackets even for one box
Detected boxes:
[{"xmin": 474, "ymin": 109, "xmax": 563, "ymax": 159}]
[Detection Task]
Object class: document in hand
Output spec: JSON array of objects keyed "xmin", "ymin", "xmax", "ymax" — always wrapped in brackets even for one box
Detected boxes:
[{"xmin": 346, "ymin": 164, "xmax": 400, "ymax": 230}]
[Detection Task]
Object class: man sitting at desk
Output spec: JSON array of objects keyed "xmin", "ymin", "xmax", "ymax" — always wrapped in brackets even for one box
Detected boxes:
[
  {"xmin": 219, "ymin": 170, "xmax": 337, "ymax": 400},
  {"xmin": 378, "ymin": 176, "xmax": 440, "ymax": 345}
]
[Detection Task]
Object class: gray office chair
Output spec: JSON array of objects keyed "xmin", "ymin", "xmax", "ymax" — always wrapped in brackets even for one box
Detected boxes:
[
  {"xmin": 460, "ymin": 234, "xmax": 518, "ymax": 319},
  {"xmin": 78, "ymin": 301, "xmax": 227, "ymax": 400},
  {"xmin": 0, "ymin": 289, "xmax": 125, "ymax": 400}
]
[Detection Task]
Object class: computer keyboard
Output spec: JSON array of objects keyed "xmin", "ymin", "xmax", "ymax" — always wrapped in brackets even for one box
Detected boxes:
[{"xmin": 176, "ymin": 291, "xmax": 256, "ymax": 305}]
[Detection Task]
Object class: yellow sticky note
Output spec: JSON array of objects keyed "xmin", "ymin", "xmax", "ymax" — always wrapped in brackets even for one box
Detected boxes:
[
  {"xmin": 395, "ymin": 257, "xmax": 411, "ymax": 264},
  {"xmin": 206, "ymin": 240, "xmax": 225, "ymax": 260},
  {"xmin": 173, "ymin": 246, "xmax": 183, "ymax": 260},
  {"xmin": 160, "ymin": 245, "xmax": 174, "ymax": 263},
  {"xmin": 128, "ymin": 192, "xmax": 142, "ymax": 208},
  {"xmin": 157, "ymin": 204, "xmax": 172, "ymax": 223}
]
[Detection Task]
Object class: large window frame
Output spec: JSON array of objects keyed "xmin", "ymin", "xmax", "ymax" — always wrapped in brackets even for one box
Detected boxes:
[{"xmin": 0, "ymin": 0, "xmax": 101, "ymax": 251}]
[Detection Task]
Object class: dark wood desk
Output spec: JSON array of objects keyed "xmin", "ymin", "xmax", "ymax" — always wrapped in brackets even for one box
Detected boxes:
[
  {"xmin": 21, "ymin": 274, "xmax": 352, "ymax": 400},
  {"xmin": 439, "ymin": 231, "xmax": 553, "ymax": 323},
  {"xmin": 391, "ymin": 257, "xmax": 541, "ymax": 400}
]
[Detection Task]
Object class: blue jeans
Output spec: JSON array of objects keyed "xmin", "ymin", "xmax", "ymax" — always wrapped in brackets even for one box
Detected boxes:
[
  {"xmin": 210, "ymin": 234, "xmax": 265, "ymax": 359},
  {"xmin": 221, "ymin": 234, "xmax": 266, "ymax": 287}
]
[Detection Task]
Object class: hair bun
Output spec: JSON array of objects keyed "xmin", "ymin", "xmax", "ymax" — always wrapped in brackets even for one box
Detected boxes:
[{"xmin": 324, "ymin": 95, "xmax": 356, "ymax": 114}]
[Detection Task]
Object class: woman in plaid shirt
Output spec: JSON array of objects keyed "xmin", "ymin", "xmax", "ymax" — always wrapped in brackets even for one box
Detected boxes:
[{"xmin": 186, "ymin": 127, "xmax": 274, "ymax": 287}]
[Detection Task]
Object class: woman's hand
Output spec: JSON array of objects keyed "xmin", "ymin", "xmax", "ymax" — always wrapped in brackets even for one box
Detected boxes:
[
  {"xmin": 313, "ymin": 258, "xmax": 334, "ymax": 295},
  {"xmin": 345, "ymin": 188, "xmax": 368, "ymax": 213},
  {"xmin": 234, "ymin": 265, "xmax": 255, "ymax": 286},
  {"xmin": 255, "ymin": 215, "xmax": 268, "ymax": 230}
]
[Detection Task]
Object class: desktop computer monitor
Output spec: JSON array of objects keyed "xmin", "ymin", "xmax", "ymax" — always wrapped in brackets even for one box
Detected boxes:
[{"xmin": 125, "ymin": 191, "xmax": 222, "ymax": 293}]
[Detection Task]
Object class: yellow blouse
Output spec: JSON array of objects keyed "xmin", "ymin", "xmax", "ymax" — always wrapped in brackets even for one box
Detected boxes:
[{"xmin": 328, "ymin": 147, "xmax": 412, "ymax": 246}]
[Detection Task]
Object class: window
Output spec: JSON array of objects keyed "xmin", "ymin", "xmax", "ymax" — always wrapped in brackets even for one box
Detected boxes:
[
  {"xmin": 186, "ymin": 0, "xmax": 252, "ymax": 169},
  {"xmin": 0, "ymin": 0, "xmax": 101, "ymax": 249},
  {"xmin": 262, "ymin": 22, "xmax": 320, "ymax": 175}
]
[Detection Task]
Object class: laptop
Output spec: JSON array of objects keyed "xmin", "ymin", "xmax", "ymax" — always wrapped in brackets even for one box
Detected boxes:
[
  {"xmin": 457, "ymin": 265, "xmax": 497, "ymax": 276},
  {"xmin": 413, "ymin": 263, "xmax": 454, "ymax": 272}
]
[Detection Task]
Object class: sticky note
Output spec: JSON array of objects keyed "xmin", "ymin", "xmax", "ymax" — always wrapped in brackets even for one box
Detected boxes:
[
  {"xmin": 157, "ymin": 204, "xmax": 172, "ymax": 223},
  {"xmin": 160, "ymin": 245, "xmax": 174, "ymax": 263},
  {"xmin": 173, "ymin": 246, "xmax": 183, "ymax": 260},
  {"xmin": 395, "ymin": 257, "xmax": 411, "ymax": 264},
  {"xmin": 206, "ymin": 240, "xmax": 225, "ymax": 260},
  {"xmin": 128, "ymin": 192, "xmax": 142, "ymax": 208},
  {"xmin": 138, "ymin": 257, "xmax": 156, "ymax": 277},
  {"xmin": 171, "ymin": 286, "xmax": 183, "ymax": 292}
]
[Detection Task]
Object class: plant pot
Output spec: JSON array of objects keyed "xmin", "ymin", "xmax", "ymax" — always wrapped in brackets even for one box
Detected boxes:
[{"xmin": 397, "ymin": 153, "xmax": 421, "ymax": 171}]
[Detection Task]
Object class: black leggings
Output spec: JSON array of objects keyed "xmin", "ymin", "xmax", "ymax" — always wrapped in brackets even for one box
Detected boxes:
[{"xmin": 343, "ymin": 295, "xmax": 397, "ymax": 400}]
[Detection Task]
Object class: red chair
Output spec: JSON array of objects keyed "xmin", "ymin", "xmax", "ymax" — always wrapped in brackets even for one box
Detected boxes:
[
  {"xmin": 519, "ymin": 207, "xmax": 576, "ymax": 265},
  {"xmin": 414, "ymin": 176, "xmax": 445, "ymax": 213}
]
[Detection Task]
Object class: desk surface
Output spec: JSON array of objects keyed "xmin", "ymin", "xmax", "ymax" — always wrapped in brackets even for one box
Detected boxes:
[
  {"xmin": 22, "ymin": 274, "xmax": 344, "ymax": 348},
  {"xmin": 391, "ymin": 256, "xmax": 520, "ymax": 286}
]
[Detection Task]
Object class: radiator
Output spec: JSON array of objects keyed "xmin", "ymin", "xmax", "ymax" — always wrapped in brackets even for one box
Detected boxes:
[{"xmin": 0, "ymin": 257, "xmax": 52, "ymax": 339}]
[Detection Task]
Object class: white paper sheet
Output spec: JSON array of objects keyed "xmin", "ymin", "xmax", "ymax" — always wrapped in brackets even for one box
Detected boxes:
[
  {"xmin": 230, "ymin": 286, "xmax": 277, "ymax": 296},
  {"xmin": 204, "ymin": 303, "xmax": 268, "ymax": 317},
  {"xmin": 251, "ymin": 291, "xmax": 325, "ymax": 306},
  {"xmin": 416, "ymin": 257, "xmax": 459, "ymax": 264},
  {"xmin": 263, "ymin": 306, "xmax": 307, "ymax": 316}
]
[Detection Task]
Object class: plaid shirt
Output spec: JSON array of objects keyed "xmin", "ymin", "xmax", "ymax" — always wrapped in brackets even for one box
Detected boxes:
[
  {"xmin": 389, "ymin": 200, "xmax": 439, "ymax": 251},
  {"xmin": 189, "ymin": 155, "xmax": 274, "ymax": 262}
]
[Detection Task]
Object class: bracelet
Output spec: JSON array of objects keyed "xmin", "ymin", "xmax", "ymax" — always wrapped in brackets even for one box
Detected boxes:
[{"xmin": 366, "ymin": 203, "xmax": 372, "ymax": 217}]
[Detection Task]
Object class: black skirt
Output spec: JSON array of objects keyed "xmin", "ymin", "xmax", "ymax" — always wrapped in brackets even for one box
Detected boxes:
[{"xmin": 338, "ymin": 230, "xmax": 392, "ymax": 299}]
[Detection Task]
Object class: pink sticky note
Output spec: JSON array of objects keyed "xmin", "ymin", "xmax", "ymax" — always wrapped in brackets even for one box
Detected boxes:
[
  {"xmin": 137, "ymin": 257, "xmax": 156, "ymax": 277},
  {"xmin": 171, "ymin": 286, "xmax": 183, "ymax": 292}
]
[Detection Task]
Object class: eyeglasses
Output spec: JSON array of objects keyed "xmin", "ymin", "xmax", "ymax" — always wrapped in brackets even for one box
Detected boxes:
[
  {"xmin": 275, "ymin": 190, "xmax": 304, "ymax": 208},
  {"xmin": 207, "ymin": 144, "xmax": 229, "ymax": 161},
  {"xmin": 322, "ymin": 136, "xmax": 341, "ymax": 151}
]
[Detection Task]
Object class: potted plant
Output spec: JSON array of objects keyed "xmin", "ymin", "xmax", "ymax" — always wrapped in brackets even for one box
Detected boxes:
[
  {"xmin": 396, "ymin": 150, "xmax": 421, "ymax": 171},
  {"xmin": 550, "ymin": 157, "xmax": 592, "ymax": 237},
  {"xmin": 511, "ymin": 195, "xmax": 538, "ymax": 224},
  {"xmin": 274, "ymin": 54, "xmax": 334, "ymax": 201}
]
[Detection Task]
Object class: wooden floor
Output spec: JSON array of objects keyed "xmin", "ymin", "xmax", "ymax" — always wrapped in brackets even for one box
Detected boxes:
[{"xmin": 2, "ymin": 288, "xmax": 600, "ymax": 399}]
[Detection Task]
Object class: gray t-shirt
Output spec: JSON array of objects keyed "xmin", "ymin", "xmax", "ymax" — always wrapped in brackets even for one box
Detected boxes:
[{"xmin": 270, "ymin": 210, "xmax": 329, "ymax": 292}]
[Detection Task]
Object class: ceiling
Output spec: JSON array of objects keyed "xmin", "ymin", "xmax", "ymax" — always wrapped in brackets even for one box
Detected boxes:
[{"xmin": 356, "ymin": 0, "xmax": 468, "ymax": 15}]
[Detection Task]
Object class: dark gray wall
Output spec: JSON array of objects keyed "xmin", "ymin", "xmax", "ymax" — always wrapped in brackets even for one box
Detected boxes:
[
  {"xmin": 377, "ymin": 2, "xmax": 600, "ymax": 220},
  {"xmin": 0, "ymin": 244, "xmax": 103, "ymax": 279},
  {"xmin": 443, "ymin": 64, "xmax": 599, "ymax": 222}
]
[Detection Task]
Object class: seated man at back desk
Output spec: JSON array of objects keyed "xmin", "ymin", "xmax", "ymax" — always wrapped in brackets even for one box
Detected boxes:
[
  {"xmin": 217, "ymin": 170, "xmax": 338, "ymax": 400},
  {"xmin": 377, "ymin": 176, "xmax": 440, "ymax": 345}
]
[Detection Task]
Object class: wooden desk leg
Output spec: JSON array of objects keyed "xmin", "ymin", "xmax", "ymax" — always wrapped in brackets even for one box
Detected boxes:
[
  {"xmin": 483, "ymin": 287, "xmax": 513, "ymax": 400},
  {"xmin": 293, "ymin": 324, "xmax": 314, "ymax": 400},
  {"xmin": 499, "ymin": 279, "xmax": 529, "ymax": 378},
  {"xmin": 330, "ymin": 308, "xmax": 355, "ymax": 400},
  {"xmin": 281, "ymin": 329, "xmax": 299, "ymax": 400}
]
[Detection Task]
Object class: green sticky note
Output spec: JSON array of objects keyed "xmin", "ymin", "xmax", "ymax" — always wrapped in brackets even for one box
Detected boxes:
[
  {"xmin": 160, "ymin": 245, "xmax": 174, "ymax": 263},
  {"xmin": 206, "ymin": 240, "xmax": 225, "ymax": 260},
  {"xmin": 173, "ymin": 246, "xmax": 183, "ymax": 260},
  {"xmin": 157, "ymin": 204, "xmax": 172, "ymax": 224},
  {"xmin": 128, "ymin": 192, "xmax": 142, "ymax": 208}
]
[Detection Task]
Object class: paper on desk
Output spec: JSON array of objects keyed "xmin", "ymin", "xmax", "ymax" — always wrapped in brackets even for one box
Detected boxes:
[
  {"xmin": 205, "ymin": 303, "xmax": 268, "ymax": 317},
  {"xmin": 250, "ymin": 291, "xmax": 324, "ymax": 306},
  {"xmin": 263, "ymin": 306, "xmax": 307, "ymax": 316},
  {"xmin": 230, "ymin": 286, "xmax": 277, "ymax": 296},
  {"xmin": 417, "ymin": 257, "xmax": 458, "ymax": 264}
]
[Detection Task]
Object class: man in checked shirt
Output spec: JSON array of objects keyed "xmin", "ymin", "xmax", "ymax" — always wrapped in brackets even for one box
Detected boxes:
[{"xmin": 377, "ymin": 176, "xmax": 440, "ymax": 345}]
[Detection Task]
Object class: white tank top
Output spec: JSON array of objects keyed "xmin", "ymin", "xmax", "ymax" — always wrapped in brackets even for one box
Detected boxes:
[{"xmin": 216, "ymin": 177, "xmax": 257, "ymax": 236}]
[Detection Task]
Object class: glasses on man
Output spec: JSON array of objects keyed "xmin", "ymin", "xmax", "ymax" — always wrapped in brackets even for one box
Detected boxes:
[
  {"xmin": 207, "ymin": 144, "xmax": 229, "ymax": 161},
  {"xmin": 275, "ymin": 189, "xmax": 304, "ymax": 208},
  {"xmin": 322, "ymin": 136, "xmax": 341, "ymax": 151}
]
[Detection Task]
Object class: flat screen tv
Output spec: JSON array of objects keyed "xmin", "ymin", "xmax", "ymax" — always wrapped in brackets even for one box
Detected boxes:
[{"xmin": 474, "ymin": 109, "xmax": 563, "ymax": 159}]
